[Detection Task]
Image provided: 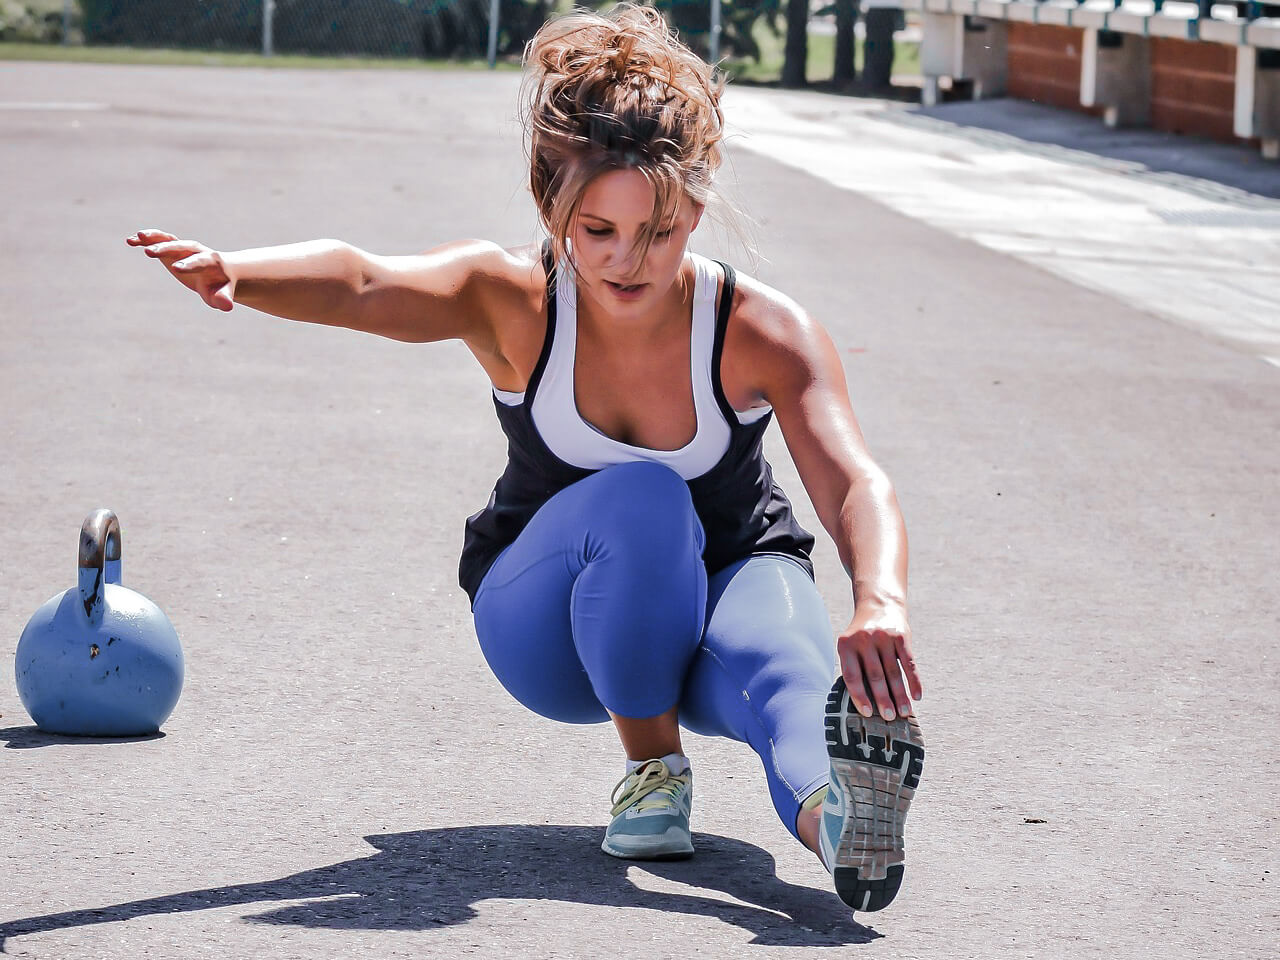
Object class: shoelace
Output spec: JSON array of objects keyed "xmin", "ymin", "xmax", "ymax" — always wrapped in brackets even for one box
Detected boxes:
[{"xmin": 609, "ymin": 759, "xmax": 689, "ymax": 817}]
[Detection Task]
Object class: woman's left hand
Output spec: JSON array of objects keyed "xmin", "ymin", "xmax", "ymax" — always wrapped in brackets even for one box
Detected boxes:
[{"xmin": 836, "ymin": 603, "xmax": 922, "ymax": 722}]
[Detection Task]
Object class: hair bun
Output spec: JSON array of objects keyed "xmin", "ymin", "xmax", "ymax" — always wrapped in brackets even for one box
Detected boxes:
[
  {"xmin": 606, "ymin": 32, "xmax": 637, "ymax": 81},
  {"xmin": 522, "ymin": 4, "xmax": 728, "ymax": 274}
]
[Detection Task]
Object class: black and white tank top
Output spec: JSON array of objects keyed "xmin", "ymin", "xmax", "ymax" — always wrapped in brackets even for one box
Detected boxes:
[
  {"xmin": 494, "ymin": 251, "xmax": 772, "ymax": 478},
  {"xmin": 458, "ymin": 245, "xmax": 815, "ymax": 604}
]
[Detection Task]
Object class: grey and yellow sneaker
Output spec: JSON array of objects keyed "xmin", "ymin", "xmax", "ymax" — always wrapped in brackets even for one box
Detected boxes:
[
  {"xmin": 821, "ymin": 675, "xmax": 925, "ymax": 912},
  {"xmin": 601, "ymin": 758, "xmax": 694, "ymax": 860}
]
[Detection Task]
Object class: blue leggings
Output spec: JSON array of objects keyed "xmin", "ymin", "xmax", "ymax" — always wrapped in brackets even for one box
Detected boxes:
[{"xmin": 472, "ymin": 461, "xmax": 835, "ymax": 840}]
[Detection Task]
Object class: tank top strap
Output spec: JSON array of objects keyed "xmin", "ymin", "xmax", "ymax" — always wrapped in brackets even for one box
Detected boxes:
[
  {"xmin": 708, "ymin": 259, "xmax": 741, "ymax": 426},
  {"xmin": 689, "ymin": 254, "xmax": 723, "ymax": 430},
  {"xmin": 522, "ymin": 240, "xmax": 559, "ymax": 404}
]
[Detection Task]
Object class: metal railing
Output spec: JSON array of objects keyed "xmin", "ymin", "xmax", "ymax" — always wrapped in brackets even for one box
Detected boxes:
[{"xmin": 1030, "ymin": 0, "xmax": 1279, "ymax": 17}]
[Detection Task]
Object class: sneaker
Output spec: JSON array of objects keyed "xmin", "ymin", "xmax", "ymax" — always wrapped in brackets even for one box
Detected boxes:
[
  {"xmin": 820, "ymin": 675, "xmax": 925, "ymax": 911},
  {"xmin": 600, "ymin": 758, "xmax": 694, "ymax": 860}
]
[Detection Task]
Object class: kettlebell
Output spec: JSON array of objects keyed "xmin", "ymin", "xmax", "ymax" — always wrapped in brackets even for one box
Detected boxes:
[{"xmin": 15, "ymin": 510, "xmax": 184, "ymax": 736}]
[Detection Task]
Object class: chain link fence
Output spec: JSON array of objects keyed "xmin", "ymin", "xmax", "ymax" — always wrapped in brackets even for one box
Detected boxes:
[
  {"xmin": 1, "ymin": 0, "xmax": 563, "ymax": 58},
  {"xmin": 0, "ymin": 1, "xmax": 914, "ymax": 88},
  {"xmin": 0, "ymin": 0, "xmax": 780, "ymax": 60}
]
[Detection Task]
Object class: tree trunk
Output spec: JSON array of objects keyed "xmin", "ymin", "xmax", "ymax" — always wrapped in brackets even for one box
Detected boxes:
[
  {"xmin": 833, "ymin": 0, "xmax": 856, "ymax": 85},
  {"xmin": 781, "ymin": 0, "xmax": 808, "ymax": 87},
  {"xmin": 862, "ymin": 7, "xmax": 897, "ymax": 89}
]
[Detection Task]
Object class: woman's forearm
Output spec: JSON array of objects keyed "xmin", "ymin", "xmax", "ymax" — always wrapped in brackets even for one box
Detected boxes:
[
  {"xmin": 836, "ymin": 472, "xmax": 909, "ymax": 612},
  {"xmin": 223, "ymin": 239, "xmax": 365, "ymax": 328}
]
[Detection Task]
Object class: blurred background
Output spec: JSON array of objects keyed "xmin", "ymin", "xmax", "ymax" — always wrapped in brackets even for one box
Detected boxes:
[{"xmin": 0, "ymin": 0, "xmax": 922, "ymax": 90}]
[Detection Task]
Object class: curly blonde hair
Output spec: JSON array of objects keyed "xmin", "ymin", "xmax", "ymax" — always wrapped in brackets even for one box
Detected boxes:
[{"xmin": 522, "ymin": 4, "xmax": 727, "ymax": 278}]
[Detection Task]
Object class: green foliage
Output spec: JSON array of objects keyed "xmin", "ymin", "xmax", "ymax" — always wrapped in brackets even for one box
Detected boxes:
[
  {"xmin": 642, "ymin": 0, "xmax": 782, "ymax": 64},
  {"xmin": 0, "ymin": 0, "xmax": 69, "ymax": 42}
]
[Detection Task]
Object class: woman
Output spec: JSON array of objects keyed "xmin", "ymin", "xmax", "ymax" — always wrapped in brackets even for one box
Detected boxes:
[{"xmin": 127, "ymin": 4, "xmax": 925, "ymax": 914}]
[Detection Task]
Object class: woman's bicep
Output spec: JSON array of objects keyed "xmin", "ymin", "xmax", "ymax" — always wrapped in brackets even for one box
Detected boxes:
[{"xmin": 354, "ymin": 239, "xmax": 515, "ymax": 345}]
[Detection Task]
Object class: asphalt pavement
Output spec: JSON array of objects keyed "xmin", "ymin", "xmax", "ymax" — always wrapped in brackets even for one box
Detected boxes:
[{"xmin": 1, "ymin": 63, "xmax": 1276, "ymax": 959}]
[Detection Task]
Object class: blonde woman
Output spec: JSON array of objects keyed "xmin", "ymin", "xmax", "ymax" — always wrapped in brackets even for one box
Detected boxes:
[{"xmin": 128, "ymin": 4, "xmax": 925, "ymax": 913}]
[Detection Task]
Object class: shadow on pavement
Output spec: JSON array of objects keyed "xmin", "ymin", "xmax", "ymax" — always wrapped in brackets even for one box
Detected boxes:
[
  {"xmin": 0, "ymin": 725, "xmax": 165, "ymax": 749},
  {"xmin": 0, "ymin": 825, "xmax": 881, "ymax": 950}
]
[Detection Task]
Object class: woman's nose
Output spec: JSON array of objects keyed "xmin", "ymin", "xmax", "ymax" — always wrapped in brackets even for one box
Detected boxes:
[{"xmin": 605, "ymin": 238, "xmax": 641, "ymax": 275}]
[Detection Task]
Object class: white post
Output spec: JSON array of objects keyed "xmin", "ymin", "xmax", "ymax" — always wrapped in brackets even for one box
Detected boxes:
[
  {"xmin": 487, "ymin": 0, "xmax": 501, "ymax": 69},
  {"xmin": 709, "ymin": 0, "xmax": 722, "ymax": 66},
  {"xmin": 62, "ymin": 0, "xmax": 71, "ymax": 44},
  {"xmin": 263, "ymin": 0, "xmax": 275, "ymax": 57}
]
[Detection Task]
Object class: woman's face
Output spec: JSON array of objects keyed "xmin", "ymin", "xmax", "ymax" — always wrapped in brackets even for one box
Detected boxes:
[{"xmin": 569, "ymin": 167, "xmax": 704, "ymax": 321}]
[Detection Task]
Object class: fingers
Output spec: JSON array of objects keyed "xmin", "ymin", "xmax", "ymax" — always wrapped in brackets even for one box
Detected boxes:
[
  {"xmin": 125, "ymin": 229, "xmax": 178, "ymax": 246},
  {"xmin": 839, "ymin": 627, "xmax": 920, "ymax": 723},
  {"xmin": 208, "ymin": 281, "xmax": 234, "ymax": 312},
  {"xmin": 126, "ymin": 233, "xmax": 211, "ymax": 271},
  {"xmin": 172, "ymin": 250, "xmax": 218, "ymax": 272},
  {"xmin": 858, "ymin": 646, "xmax": 896, "ymax": 722},
  {"xmin": 897, "ymin": 635, "xmax": 924, "ymax": 702},
  {"xmin": 141, "ymin": 240, "xmax": 204, "ymax": 261},
  {"xmin": 881, "ymin": 646, "xmax": 912, "ymax": 719},
  {"xmin": 840, "ymin": 648, "xmax": 875, "ymax": 720}
]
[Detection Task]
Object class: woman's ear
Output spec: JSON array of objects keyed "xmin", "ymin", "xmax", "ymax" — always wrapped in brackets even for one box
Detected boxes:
[{"xmin": 690, "ymin": 201, "xmax": 706, "ymax": 233}]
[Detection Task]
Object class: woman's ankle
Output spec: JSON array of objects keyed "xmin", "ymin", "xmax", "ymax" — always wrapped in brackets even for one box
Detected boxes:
[{"xmin": 609, "ymin": 705, "xmax": 683, "ymax": 761}]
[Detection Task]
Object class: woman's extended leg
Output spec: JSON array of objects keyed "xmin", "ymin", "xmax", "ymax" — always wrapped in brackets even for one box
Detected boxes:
[
  {"xmin": 680, "ymin": 556, "xmax": 927, "ymax": 913},
  {"xmin": 678, "ymin": 555, "xmax": 835, "ymax": 844}
]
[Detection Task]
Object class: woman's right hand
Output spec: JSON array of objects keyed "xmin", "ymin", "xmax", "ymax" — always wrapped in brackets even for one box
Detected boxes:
[{"xmin": 126, "ymin": 229, "xmax": 236, "ymax": 312}]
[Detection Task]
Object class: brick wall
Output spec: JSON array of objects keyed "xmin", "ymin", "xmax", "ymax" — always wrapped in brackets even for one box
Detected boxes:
[
  {"xmin": 1150, "ymin": 37, "xmax": 1237, "ymax": 142},
  {"xmin": 1007, "ymin": 23, "xmax": 1090, "ymax": 113}
]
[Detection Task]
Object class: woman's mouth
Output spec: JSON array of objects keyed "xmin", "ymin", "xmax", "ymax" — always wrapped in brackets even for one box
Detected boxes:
[{"xmin": 605, "ymin": 280, "xmax": 648, "ymax": 300}]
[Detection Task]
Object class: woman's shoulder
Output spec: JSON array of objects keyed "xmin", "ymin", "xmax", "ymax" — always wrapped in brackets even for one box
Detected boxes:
[
  {"xmin": 455, "ymin": 240, "xmax": 551, "ymax": 385},
  {"xmin": 443, "ymin": 239, "xmax": 549, "ymax": 334},
  {"xmin": 438, "ymin": 239, "xmax": 547, "ymax": 301},
  {"xmin": 717, "ymin": 262, "xmax": 838, "ymax": 406},
  {"xmin": 721, "ymin": 264, "xmax": 821, "ymax": 353}
]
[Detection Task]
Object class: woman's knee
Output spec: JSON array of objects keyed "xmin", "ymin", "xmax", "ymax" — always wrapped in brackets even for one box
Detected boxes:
[{"xmin": 576, "ymin": 462, "xmax": 702, "ymax": 554}]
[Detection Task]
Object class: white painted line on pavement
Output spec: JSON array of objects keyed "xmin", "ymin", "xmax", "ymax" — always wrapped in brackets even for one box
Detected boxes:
[
  {"xmin": 725, "ymin": 90, "xmax": 1280, "ymax": 362},
  {"xmin": 0, "ymin": 101, "xmax": 110, "ymax": 110}
]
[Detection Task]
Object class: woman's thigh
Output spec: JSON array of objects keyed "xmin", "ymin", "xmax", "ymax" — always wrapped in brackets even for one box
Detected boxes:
[
  {"xmin": 473, "ymin": 541, "xmax": 605, "ymax": 724},
  {"xmin": 472, "ymin": 462, "xmax": 708, "ymax": 724}
]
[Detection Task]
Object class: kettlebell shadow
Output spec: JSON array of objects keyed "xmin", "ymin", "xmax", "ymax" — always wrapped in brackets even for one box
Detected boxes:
[
  {"xmin": 0, "ymin": 725, "xmax": 166, "ymax": 749},
  {"xmin": 0, "ymin": 825, "xmax": 881, "ymax": 950}
]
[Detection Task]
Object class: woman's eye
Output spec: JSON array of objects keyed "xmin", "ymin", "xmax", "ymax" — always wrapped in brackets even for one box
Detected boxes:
[
  {"xmin": 585, "ymin": 227, "xmax": 612, "ymax": 237},
  {"xmin": 656, "ymin": 230, "xmax": 673, "ymax": 240}
]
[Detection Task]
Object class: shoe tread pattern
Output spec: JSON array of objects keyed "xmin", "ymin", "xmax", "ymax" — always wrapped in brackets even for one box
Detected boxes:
[{"xmin": 823, "ymin": 675, "xmax": 925, "ymax": 912}]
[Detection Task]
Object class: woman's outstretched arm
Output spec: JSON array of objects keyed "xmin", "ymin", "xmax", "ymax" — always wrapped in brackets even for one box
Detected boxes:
[
  {"xmin": 126, "ymin": 230, "xmax": 516, "ymax": 345},
  {"xmin": 729, "ymin": 278, "xmax": 922, "ymax": 724}
]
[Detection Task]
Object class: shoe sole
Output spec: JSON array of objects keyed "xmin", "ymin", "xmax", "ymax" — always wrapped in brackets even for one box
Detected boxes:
[
  {"xmin": 823, "ymin": 675, "xmax": 925, "ymax": 912},
  {"xmin": 600, "ymin": 838, "xmax": 694, "ymax": 861}
]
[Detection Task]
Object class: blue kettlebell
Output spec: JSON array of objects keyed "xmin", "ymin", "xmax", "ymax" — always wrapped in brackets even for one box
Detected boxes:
[{"xmin": 15, "ymin": 510, "xmax": 184, "ymax": 736}]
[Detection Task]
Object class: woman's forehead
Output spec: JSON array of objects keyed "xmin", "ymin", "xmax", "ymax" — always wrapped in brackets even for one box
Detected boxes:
[{"xmin": 579, "ymin": 168, "xmax": 689, "ymax": 223}]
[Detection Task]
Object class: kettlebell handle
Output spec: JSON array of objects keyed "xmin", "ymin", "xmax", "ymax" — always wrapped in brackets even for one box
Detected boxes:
[{"xmin": 78, "ymin": 509, "xmax": 122, "ymax": 624}]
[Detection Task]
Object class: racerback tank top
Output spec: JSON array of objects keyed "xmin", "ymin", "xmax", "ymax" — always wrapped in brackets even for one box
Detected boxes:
[
  {"xmin": 495, "ymin": 251, "xmax": 769, "ymax": 478},
  {"xmin": 458, "ymin": 244, "xmax": 815, "ymax": 604}
]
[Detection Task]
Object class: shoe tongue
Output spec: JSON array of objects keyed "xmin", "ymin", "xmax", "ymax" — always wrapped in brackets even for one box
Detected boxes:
[{"xmin": 627, "ymin": 752, "xmax": 690, "ymax": 777}]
